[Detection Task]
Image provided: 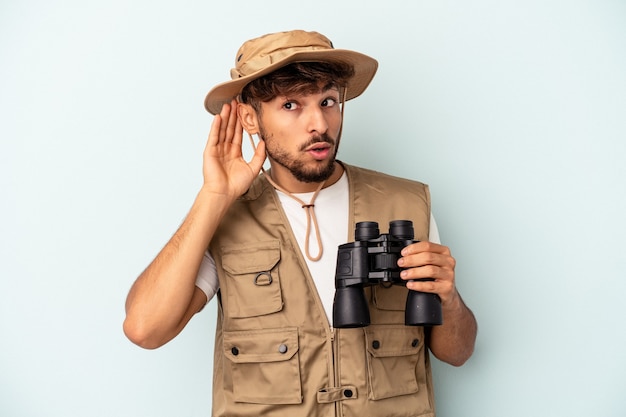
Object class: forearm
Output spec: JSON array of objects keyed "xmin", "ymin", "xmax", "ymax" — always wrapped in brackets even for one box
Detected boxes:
[
  {"xmin": 123, "ymin": 187, "xmax": 233, "ymax": 348},
  {"xmin": 428, "ymin": 291, "xmax": 477, "ymax": 366}
]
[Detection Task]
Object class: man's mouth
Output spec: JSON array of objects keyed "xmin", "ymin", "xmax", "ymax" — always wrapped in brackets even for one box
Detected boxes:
[{"xmin": 306, "ymin": 142, "xmax": 332, "ymax": 160}]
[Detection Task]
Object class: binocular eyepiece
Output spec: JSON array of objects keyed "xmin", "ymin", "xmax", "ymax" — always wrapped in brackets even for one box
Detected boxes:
[{"xmin": 332, "ymin": 220, "xmax": 443, "ymax": 328}]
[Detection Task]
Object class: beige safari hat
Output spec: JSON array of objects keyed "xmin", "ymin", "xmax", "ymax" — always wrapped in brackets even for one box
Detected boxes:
[{"xmin": 204, "ymin": 30, "xmax": 378, "ymax": 114}]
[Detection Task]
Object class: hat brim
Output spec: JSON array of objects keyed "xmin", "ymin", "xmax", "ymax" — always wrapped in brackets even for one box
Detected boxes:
[{"xmin": 204, "ymin": 49, "xmax": 378, "ymax": 114}]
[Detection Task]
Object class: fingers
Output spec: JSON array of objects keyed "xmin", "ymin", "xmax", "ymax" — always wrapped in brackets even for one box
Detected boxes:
[
  {"xmin": 400, "ymin": 240, "xmax": 451, "ymax": 257},
  {"xmin": 206, "ymin": 111, "xmax": 223, "ymax": 148},
  {"xmin": 203, "ymin": 100, "xmax": 263, "ymax": 180},
  {"xmin": 205, "ymin": 101, "xmax": 245, "ymax": 157},
  {"xmin": 397, "ymin": 241, "xmax": 457, "ymax": 301},
  {"xmin": 207, "ymin": 100, "xmax": 239, "ymax": 143},
  {"xmin": 221, "ymin": 100, "xmax": 240, "ymax": 145},
  {"xmin": 399, "ymin": 242, "xmax": 455, "ymax": 271}
]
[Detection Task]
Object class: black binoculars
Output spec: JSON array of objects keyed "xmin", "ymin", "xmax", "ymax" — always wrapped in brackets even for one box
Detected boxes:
[{"xmin": 332, "ymin": 220, "xmax": 443, "ymax": 328}]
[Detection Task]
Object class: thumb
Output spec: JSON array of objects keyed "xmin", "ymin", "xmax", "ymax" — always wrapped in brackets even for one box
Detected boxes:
[{"xmin": 248, "ymin": 139, "xmax": 266, "ymax": 175}]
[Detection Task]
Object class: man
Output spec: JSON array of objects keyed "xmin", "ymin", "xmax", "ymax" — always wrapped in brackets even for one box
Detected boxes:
[{"xmin": 124, "ymin": 30, "xmax": 477, "ymax": 416}]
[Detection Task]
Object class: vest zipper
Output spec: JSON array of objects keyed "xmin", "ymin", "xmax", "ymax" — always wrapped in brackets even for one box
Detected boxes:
[{"xmin": 331, "ymin": 327, "xmax": 338, "ymax": 415}]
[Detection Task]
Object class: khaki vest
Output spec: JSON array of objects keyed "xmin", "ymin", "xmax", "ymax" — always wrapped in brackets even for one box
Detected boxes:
[{"xmin": 209, "ymin": 163, "xmax": 435, "ymax": 417}]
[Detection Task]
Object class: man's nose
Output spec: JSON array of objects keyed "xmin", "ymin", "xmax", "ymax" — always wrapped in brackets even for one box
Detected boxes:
[{"xmin": 306, "ymin": 106, "xmax": 329, "ymax": 135}]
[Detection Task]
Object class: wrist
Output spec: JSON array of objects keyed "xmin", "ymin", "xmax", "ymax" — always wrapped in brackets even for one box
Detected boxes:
[
  {"xmin": 197, "ymin": 184, "xmax": 238, "ymax": 206},
  {"xmin": 441, "ymin": 288, "xmax": 462, "ymax": 312}
]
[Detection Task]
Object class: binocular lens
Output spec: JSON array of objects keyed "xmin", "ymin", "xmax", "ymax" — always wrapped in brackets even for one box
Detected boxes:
[
  {"xmin": 355, "ymin": 221, "xmax": 380, "ymax": 241},
  {"xmin": 332, "ymin": 287, "xmax": 371, "ymax": 328},
  {"xmin": 389, "ymin": 220, "xmax": 414, "ymax": 240}
]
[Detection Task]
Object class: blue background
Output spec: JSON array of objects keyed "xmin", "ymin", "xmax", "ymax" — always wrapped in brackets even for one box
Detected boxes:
[{"xmin": 1, "ymin": 0, "xmax": 625, "ymax": 416}]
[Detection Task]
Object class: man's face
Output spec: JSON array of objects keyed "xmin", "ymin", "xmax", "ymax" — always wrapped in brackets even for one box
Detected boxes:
[{"xmin": 257, "ymin": 88, "xmax": 342, "ymax": 185}]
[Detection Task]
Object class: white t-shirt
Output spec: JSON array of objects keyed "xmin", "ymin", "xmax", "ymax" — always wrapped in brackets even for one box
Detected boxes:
[{"xmin": 195, "ymin": 172, "xmax": 440, "ymax": 325}]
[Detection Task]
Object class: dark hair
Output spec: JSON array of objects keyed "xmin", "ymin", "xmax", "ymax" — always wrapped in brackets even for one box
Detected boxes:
[{"xmin": 240, "ymin": 61, "xmax": 355, "ymax": 113}]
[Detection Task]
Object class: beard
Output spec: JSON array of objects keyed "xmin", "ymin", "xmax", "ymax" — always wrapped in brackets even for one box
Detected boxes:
[{"xmin": 260, "ymin": 126, "xmax": 337, "ymax": 184}]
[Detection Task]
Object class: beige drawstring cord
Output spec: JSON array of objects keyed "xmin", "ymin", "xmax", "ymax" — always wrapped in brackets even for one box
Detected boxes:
[{"xmin": 264, "ymin": 174, "xmax": 326, "ymax": 261}]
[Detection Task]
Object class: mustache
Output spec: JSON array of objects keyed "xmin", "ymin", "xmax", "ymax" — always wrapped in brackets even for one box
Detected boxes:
[{"xmin": 299, "ymin": 133, "xmax": 336, "ymax": 151}]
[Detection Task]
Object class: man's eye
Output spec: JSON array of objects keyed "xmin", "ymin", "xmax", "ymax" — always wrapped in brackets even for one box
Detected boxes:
[
  {"xmin": 283, "ymin": 101, "xmax": 299, "ymax": 110},
  {"xmin": 322, "ymin": 98, "xmax": 337, "ymax": 107}
]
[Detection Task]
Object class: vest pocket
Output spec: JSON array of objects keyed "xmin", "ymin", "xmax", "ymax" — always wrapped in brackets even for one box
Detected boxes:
[
  {"xmin": 364, "ymin": 325, "xmax": 423, "ymax": 400},
  {"xmin": 221, "ymin": 240, "xmax": 283, "ymax": 318},
  {"xmin": 223, "ymin": 327, "xmax": 302, "ymax": 404}
]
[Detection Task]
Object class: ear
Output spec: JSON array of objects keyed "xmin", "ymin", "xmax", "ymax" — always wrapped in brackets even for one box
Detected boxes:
[{"xmin": 237, "ymin": 103, "xmax": 260, "ymax": 135}]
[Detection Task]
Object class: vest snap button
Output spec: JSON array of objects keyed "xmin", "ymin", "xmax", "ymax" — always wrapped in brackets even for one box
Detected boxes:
[
  {"xmin": 372, "ymin": 340, "xmax": 380, "ymax": 349},
  {"xmin": 278, "ymin": 344, "xmax": 288, "ymax": 354},
  {"xmin": 231, "ymin": 347, "xmax": 239, "ymax": 356},
  {"xmin": 344, "ymin": 389, "xmax": 353, "ymax": 398},
  {"xmin": 412, "ymin": 339, "xmax": 419, "ymax": 347}
]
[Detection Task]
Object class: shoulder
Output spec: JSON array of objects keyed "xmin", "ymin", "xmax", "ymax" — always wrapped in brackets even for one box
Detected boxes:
[{"xmin": 342, "ymin": 162, "xmax": 429, "ymax": 193}]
